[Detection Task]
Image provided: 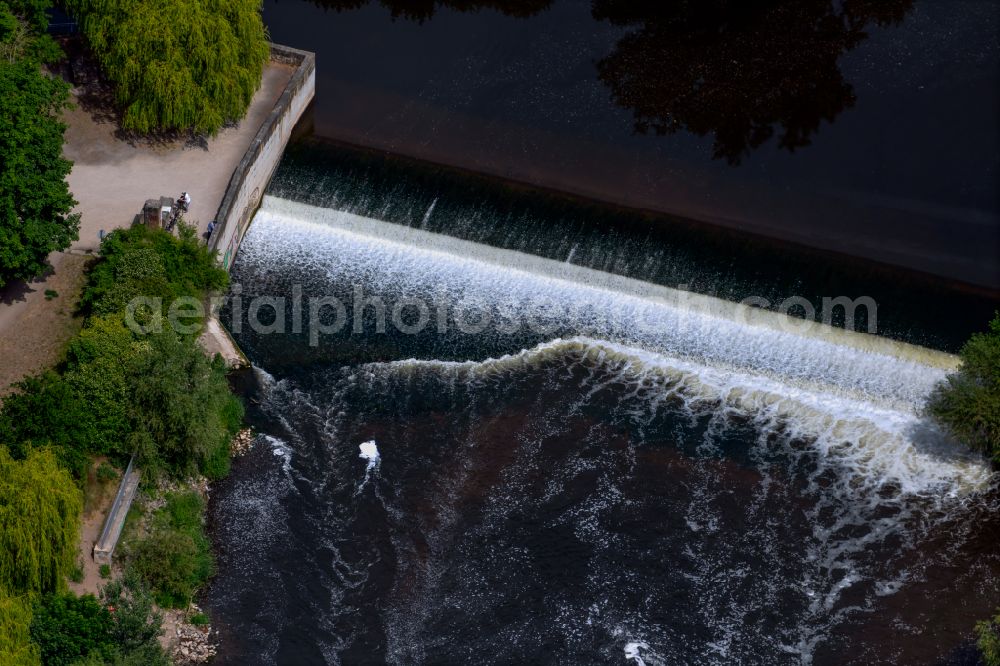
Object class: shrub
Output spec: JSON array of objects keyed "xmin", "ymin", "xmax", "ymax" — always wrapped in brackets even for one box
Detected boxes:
[
  {"xmin": 1, "ymin": 226, "xmax": 241, "ymax": 480},
  {"xmin": 100, "ymin": 570, "xmax": 164, "ymax": 656},
  {"xmin": 126, "ymin": 491, "xmax": 213, "ymax": 608},
  {"xmin": 29, "ymin": 593, "xmax": 113, "ymax": 666},
  {"xmin": 0, "ymin": 372, "xmax": 92, "ymax": 476},
  {"xmin": 0, "ymin": 448, "xmax": 82, "ymax": 595},
  {"xmin": 127, "ymin": 329, "xmax": 241, "ymax": 479},
  {"xmin": 99, "ymin": 564, "xmax": 111, "ymax": 580},
  {"xmin": 928, "ymin": 314, "xmax": 1000, "ymax": 458},
  {"xmin": 97, "ymin": 462, "xmax": 119, "ymax": 484},
  {"xmin": 5, "ymin": 0, "xmax": 52, "ymax": 31},
  {"xmin": 65, "ymin": 0, "xmax": 269, "ymax": 135},
  {"xmin": 189, "ymin": 612, "xmax": 208, "ymax": 627},
  {"xmin": 82, "ymin": 224, "xmax": 227, "ymax": 321},
  {"xmin": 980, "ymin": 612, "xmax": 1000, "ymax": 666}
]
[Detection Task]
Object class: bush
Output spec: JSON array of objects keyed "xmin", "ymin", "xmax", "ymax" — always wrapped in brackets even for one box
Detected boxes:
[
  {"xmin": 980, "ymin": 612, "xmax": 1000, "ymax": 666},
  {"xmin": 82, "ymin": 224, "xmax": 228, "ymax": 320},
  {"xmin": 928, "ymin": 314, "xmax": 1000, "ymax": 458},
  {"xmin": 97, "ymin": 463, "xmax": 118, "ymax": 484},
  {"xmin": 0, "ymin": 372, "xmax": 93, "ymax": 476},
  {"xmin": 127, "ymin": 328, "xmax": 241, "ymax": 479},
  {"xmin": 100, "ymin": 570, "xmax": 165, "ymax": 657},
  {"xmin": 125, "ymin": 492, "xmax": 213, "ymax": 608},
  {"xmin": 29, "ymin": 593, "xmax": 113, "ymax": 666},
  {"xmin": 99, "ymin": 565, "xmax": 111, "ymax": 580},
  {"xmin": 188, "ymin": 612, "xmax": 208, "ymax": 627},
  {"xmin": 65, "ymin": 0, "xmax": 269, "ymax": 135},
  {"xmin": 0, "ymin": 448, "xmax": 82, "ymax": 596}
]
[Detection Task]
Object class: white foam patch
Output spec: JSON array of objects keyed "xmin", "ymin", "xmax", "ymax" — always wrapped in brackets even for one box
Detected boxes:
[
  {"xmin": 357, "ymin": 440, "xmax": 381, "ymax": 491},
  {"xmin": 359, "ymin": 440, "xmax": 380, "ymax": 467},
  {"xmin": 624, "ymin": 641, "xmax": 648, "ymax": 665}
]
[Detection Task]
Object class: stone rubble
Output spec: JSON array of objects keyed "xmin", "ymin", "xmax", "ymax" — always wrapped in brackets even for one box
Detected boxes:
[
  {"xmin": 168, "ymin": 604, "xmax": 218, "ymax": 665},
  {"xmin": 230, "ymin": 428, "xmax": 255, "ymax": 457}
]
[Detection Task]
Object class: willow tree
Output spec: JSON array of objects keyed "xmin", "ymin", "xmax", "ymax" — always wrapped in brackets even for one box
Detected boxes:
[
  {"xmin": 0, "ymin": 448, "xmax": 82, "ymax": 596},
  {"xmin": 66, "ymin": 0, "xmax": 269, "ymax": 135},
  {"xmin": 0, "ymin": 591, "xmax": 39, "ymax": 666}
]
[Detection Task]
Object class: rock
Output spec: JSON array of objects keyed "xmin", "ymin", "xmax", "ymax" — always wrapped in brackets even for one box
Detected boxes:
[{"xmin": 230, "ymin": 428, "xmax": 255, "ymax": 457}]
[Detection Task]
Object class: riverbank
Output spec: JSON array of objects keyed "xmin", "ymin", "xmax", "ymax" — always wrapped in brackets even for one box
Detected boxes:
[{"xmin": 0, "ymin": 62, "xmax": 292, "ymax": 404}]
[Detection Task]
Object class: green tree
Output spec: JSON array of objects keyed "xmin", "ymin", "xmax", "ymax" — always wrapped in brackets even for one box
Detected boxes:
[
  {"xmin": 29, "ymin": 593, "xmax": 113, "ymax": 666},
  {"xmin": 0, "ymin": 448, "xmax": 82, "ymax": 596},
  {"xmin": 65, "ymin": 0, "xmax": 269, "ymax": 135},
  {"xmin": 0, "ymin": 55, "xmax": 79, "ymax": 288},
  {"xmin": 100, "ymin": 570, "xmax": 165, "ymax": 658},
  {"xmin": 928, "ymin": 314, "xmax": 1000, "ymax": 458},
  {"xmin": 5, "ymin": 0, "xmax": 52, "ymax": 31},
  {"xmin": 0, "ymin": 372, "xmax": 93, "ymax": 476},
  {"xmin": 0, "ymin": 591, "xmax": 39, "ymax": 666},
  {"xmin": 128, "ymin": 327, "xmax": 241, "ymax": 479},
  {"xmin": 81, "ymin": 224, "xmax": 227, "ymax": 318}
]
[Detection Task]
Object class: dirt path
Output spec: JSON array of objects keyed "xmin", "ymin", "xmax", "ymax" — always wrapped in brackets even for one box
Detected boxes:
[
  {"xmin": 68, "ymin": 458, "xmax": 118, "ymax": 598},
  {"xmin": 0, "ymin": 253, "xmax": 90, "ymax": 400}
]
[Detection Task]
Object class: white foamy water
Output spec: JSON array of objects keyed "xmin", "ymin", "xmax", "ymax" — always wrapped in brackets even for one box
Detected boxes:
[
  {"xmin": 235, "ymin": 197, "xmax": 992, "ymax": 499},
  {"xmin": 359, "ymin": 440, "xmax": 380, "ymax": 467},
  {"xmin": 624, "ymin": 641, "xmax": 649, "ymax": 665}
]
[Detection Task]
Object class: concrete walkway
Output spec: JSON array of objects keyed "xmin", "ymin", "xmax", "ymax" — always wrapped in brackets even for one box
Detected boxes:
[
  {"xmin": 64, "ymin": 63, "xmax": 294, "ymax": 247},
  {"xmin": 0, "ymin": 64, "xmax": 292, "ymax": 395}
]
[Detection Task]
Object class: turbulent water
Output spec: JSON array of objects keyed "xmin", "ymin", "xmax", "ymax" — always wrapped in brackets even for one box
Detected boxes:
[{"xmin": 209, "ymin": 193, "xmax": 1000, "ymax": 664}]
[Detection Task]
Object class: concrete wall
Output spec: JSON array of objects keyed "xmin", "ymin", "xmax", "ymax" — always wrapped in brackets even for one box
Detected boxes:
[
  {"xmin": 209, "ymin": 44, "xmax": 316, "ymax": 270},
  {"xmin": 93, "ymin": 456, "xmax": 140, "ymax": 565}
]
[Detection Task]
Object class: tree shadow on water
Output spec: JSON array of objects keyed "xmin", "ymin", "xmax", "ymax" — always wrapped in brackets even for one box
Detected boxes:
[
  {"xmin": 307, "ymin": 0, "xmax": 915, "ymax": 165},
  {"xmin": 592, "ymin": 0, "xmax": 915, "ymax": 164}
]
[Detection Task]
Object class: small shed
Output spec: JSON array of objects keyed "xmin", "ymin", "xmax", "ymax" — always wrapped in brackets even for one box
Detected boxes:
[{"xmin": 141, "ymin": 196, "xmax": 175, "ymax": 229}]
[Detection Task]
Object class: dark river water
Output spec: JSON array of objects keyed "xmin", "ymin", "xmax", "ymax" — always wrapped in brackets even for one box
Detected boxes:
[
  {"xmin": 260, "ymin": 0, "xmax": 1000, "ymax": 289},
  {"xmin": 206, "ymin": 148, "xmax": 1000, "ymax": 664},
  {"xmin": 204, "ymin": 2, "xmax": 1000, "ymax": 664}
]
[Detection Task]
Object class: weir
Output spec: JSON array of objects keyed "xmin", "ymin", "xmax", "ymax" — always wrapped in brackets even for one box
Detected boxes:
[
  {"xmin": 229, "ymin": 195, "xmax": 991, "ymax": 499},
  {"xmin": 211, "ymin": 189, "xmax": 999, "ymax": 664}
]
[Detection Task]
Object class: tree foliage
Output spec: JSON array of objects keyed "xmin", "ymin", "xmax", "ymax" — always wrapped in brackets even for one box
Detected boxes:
[
  {"xmin": 0, "ymin": 591, "xmax": 39, "ymax": 666},
  {"xmin": 0, "ymin": 449, "xmax": 81, "ymax": 596},
  {"xmin": 65, "ymin": 0, "xmax": 270, "ymax": 135},
  {"xmin": 979, "ymin": 612, "xmax": 1000, "ymax": 666},
  {"xmin": 100, "ymin": 570, "xmax": 166, "ymax": 661},
  {"xmin": 4, "ymin": 0, "xmax": 51, "ymax": 31},
  {"xmin": 1, "ymin": 225, "xmax": 241, "ymax": 480},
  {"xmin": 0, "ymin": 39, "xmax": 79, "ymax": 288},
  {"xmin": 81, "ymin": 223, "xmax": 228, "ymax": 317},
  {"xmin": 29, "ymin": 593, "xmax": 113, "ymax": 666},
  {"xmin": 928, "ymin": 314, "xmax": 1000, "ymax": 458}
]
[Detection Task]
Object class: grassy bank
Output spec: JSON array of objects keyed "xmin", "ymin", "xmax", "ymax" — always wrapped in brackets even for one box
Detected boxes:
[{"xmin": 0, "ymin": 223, "xmax": 242, "ymax": 664}]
